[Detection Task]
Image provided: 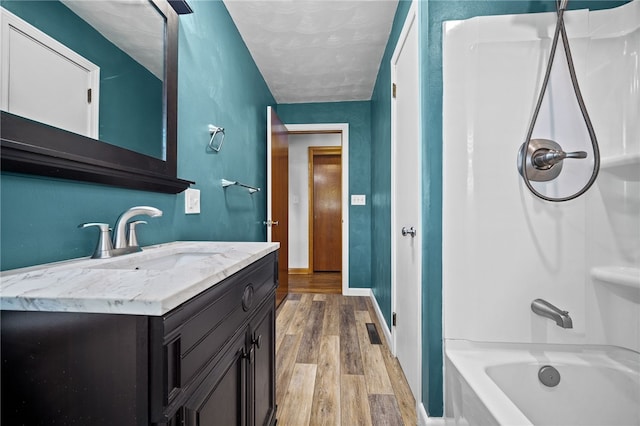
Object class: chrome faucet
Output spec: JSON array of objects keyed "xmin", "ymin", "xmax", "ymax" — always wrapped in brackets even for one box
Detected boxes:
[
  {"xmin": 531, "ymin": 299, "xmax": 573, "ymax": 329},
  {"xmin": 80, "ymin": 206, "xmax": 162, "ymax": 259},
  {"xmin": 113, "ymin": 206, "xmax": 163, "ymax": 249}
]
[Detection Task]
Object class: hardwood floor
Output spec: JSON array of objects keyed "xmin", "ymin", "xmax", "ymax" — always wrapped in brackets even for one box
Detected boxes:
[
  {"xmin": 276, "ymin": 293, "xmax": 416, "ymax": 425},
  {"xmin": 288, "ymin": 272, "xmax": 342, "ymax": 294}
]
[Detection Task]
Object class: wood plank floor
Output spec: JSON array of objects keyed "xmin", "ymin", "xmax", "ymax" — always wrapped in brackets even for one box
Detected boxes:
[
  {"xmin": 288, "ymin": 272, "xmax": 342, "ymax": 294},
  {"xmin": 276, "ymin": 293, "xmax": 416, "ymax": 425}
]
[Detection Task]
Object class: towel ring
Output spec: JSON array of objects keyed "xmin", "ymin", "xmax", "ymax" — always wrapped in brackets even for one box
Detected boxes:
[{"xmin": 208, "ymin": 125, "xmax": 225, "ymax": 152}]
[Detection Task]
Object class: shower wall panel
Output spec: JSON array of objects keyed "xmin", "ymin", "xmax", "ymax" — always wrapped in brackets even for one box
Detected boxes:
[{"xmin": 442, "ymin": 1, "xmax": 639, "ymax": 350}]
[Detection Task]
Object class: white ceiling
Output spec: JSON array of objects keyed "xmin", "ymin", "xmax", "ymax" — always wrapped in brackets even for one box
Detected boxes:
[
  {"xmin": 61, "ymin": 0, "xmax": 165, "ymax": 80},
  {"xmin": 223, "ymin": 0, "xmax": 399, "ymax": 104}
]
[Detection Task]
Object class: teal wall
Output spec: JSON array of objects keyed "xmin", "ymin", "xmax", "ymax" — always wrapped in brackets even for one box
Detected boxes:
[
  {"xmin": 277, "ymin": 102, "xmax": 372, "ymax": 288},
  {"xmin": 1, "ymin": 0, "xmax": 163, "ymax": 158},
  {"xmin": 370, "ymin": 1, "xmax": 412, "ymax": 329},
  {"xmin": 2, "ymin": 0, "xmax": 632, "ymax": 418},
  {"xmin": 1, "ymin": 0, "xmax": 274, "ymax": 270},
  {"xmin": 418, "ymin": 0, "xmax": 631, "ymax": 417}
]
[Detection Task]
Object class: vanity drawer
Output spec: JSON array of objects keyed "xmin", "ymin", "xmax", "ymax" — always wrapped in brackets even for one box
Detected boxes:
[
  {"xmin": 179, "ymin": 265, "xmax": 275, "ymax": 384},
  {"xmin": 150, "ymin": 251, "xmax": 277, "ymax": 417}
]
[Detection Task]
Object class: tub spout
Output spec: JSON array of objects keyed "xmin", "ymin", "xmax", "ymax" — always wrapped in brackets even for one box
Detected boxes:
[{"xmin": 531, "ymin": 299, "xmax": 573, "ymax": 329}]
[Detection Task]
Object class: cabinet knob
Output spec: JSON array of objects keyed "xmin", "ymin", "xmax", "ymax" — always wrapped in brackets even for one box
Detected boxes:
[{"xmin": 242, "ymin": 285, "xmax": 254, "ymax": 311}]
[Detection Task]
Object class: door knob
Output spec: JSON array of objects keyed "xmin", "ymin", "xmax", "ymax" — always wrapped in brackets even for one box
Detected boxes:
[
  {"xmin": 263, "ymin": 220, "xmax": 279, "ymax": 227},
  {"xmin": 401, "ymin": 226, "xmax": 417, "ymax": 237}
]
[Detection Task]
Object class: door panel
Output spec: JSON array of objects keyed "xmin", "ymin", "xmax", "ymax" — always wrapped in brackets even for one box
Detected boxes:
[
  {"xmin": 181, "ymin": 330, "xmax": 247, "ymax": 426},
  {"xmin": 2, "ymin": 10, "xmax": 99, "ymax": 138},
  {"xmin": 392, "ymin": 6, "xmax": 421, "ymax": 401},
  {"xmin": 311, "ymin": 151, "xmax": 342, "ymax": 272},
  {"xmin": 251, "ymin": 299, "xmax": 276, "ymax": 426},
  {"xmin": 267, "ymin": 107, "xmax": 288, "ymax": 306}
]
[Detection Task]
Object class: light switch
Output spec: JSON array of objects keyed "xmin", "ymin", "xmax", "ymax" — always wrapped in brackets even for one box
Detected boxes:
[
  {"xmin": 351, "ymin": 194, "xmax": 366, "ymax": 206},
  {"xmin": 185, "ymin": 188, "xmax": 201, "ymax": 214}
]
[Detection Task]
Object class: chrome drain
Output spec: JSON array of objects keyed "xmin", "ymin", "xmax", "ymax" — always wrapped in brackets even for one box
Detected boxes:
[{"xmin": 538, "ymin": 365, "xmax": 561, "ymax": 387}]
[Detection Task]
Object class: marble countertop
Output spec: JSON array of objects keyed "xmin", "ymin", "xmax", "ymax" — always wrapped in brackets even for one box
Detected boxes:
[{"xmin": 0, "ymin": 241, "xmax": 279, "ymax": 316}]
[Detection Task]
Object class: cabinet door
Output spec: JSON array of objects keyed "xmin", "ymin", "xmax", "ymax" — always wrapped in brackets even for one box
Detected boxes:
[
  {"xmin": 250, "ymin": 297, "xmax": 276, "ymax": 426},
  {"xmin": 183, "ymin": 330, "xmax": 248, "ymax": 426}
]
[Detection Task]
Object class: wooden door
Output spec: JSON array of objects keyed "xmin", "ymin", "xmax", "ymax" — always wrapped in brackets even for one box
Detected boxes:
[
  {"xmin": 310, "ymin": 147, "xmax": 342, "ymax": 272},
  {"xmin": 266, "ymin": 107, "xmax": 288, "ymax": 306}
]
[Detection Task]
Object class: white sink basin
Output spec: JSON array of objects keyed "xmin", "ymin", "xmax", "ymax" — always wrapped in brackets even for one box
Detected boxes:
[{"xmin": 90, "ymin": 252, "xmax": 221, "ymax": 271}]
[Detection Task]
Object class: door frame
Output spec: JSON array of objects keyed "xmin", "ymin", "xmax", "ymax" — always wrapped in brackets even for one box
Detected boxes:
[
  {"xmin": 308, "ymin": 146, "xmax": 342, "ymax": 273},
  {"xmin": 285, "ymin": 123, "xmax": 350, "ymax": 295},
  {"xmin": 266, "ymin": 106, "xmax": 289, "ymax": 306},
  {"xmin": 390, "ymin": 0, "xmax": 421, "ymax": 397}
]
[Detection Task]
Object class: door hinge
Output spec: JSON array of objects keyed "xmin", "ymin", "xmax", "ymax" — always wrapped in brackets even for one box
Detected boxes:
[
  {"xmin": 392, "ymin": 312, "xmax": 397, "ymax": 327},
  {"xmin": 87, "ymin": 88, "xmax": 92, "ymax": 104},
  {"xmin": 392, "ymin": 83, "xmax": 397, "ymax": 98}
]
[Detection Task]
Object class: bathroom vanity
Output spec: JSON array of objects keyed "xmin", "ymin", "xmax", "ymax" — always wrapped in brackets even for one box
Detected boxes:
[{"xmin": 0, "ymin": 242, "xmax": 279, "ymax": 425}]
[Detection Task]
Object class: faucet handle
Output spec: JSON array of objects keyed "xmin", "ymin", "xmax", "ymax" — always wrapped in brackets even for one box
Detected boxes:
[
  {"xmin": 533, "ymin": 149, "xmax": 588, "ymax": 169},
  {"xmin": 79, "ymin": 223, "xmax": 114, "ymax": 259},
  {"xmin": 127, "ymin": 220, "xmax": 147, "ymax": 248}
]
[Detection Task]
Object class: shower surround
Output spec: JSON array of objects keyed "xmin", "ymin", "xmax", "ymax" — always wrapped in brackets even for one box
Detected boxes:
[{"xmin": 442, "ymin": 1, "xmax": 639, "ymax": 424}]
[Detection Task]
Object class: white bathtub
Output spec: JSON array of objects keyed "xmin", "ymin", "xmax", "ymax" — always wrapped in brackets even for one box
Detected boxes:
[{"xmin": 445, "ymin": 340, "xmax": 640, "ymax": 426}]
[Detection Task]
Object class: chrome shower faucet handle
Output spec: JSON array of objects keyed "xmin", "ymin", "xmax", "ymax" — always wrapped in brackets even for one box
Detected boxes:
[{"xmin": 518, "ymin": 139, "xmax": 588, "ymax": 182}]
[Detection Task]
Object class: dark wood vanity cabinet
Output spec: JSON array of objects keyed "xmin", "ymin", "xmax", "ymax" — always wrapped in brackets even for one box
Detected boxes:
[
  {"xmin": 178, "ymin": 300, "xmax": 275, "ymax": 426},
  {"xmin": 1, "ymin": 252, "xmax": 277, "ymax": 426}
]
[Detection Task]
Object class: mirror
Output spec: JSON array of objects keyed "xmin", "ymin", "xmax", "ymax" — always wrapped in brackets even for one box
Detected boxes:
[{"xmin": 0, "ymin": 0, "xmax": 193, "ymax": 194}]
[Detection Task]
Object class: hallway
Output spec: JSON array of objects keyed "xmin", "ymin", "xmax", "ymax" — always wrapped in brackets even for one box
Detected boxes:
[
  {"xmin": 275, "ymin": 293, "xmax": 416, "ymax": 425},
  {"xmin": 288, "ymin": 272, "xmax": 342, "ymax": 294}
]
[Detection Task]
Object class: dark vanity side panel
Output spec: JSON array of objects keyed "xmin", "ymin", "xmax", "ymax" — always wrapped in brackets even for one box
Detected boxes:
[{"xmin": 1, "ymin": 310, "xmax": 149, "ymax": 425}]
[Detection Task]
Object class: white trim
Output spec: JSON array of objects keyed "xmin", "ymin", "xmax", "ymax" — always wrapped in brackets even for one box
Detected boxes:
[
  {"xmin": 419, "ymin": 404, "xmax": 445, "ymax": 426},
  {"xmin": 418, "ymin": 404, "xmax": 430, "ymax": 426},
  {"xmin": 0, "ymin": 7, "xmax": 100, "ymax": 138},
  {"xmin": 266, "ymin": 106, "xmax": 274, "ymax": 242},
  {"xmin": 390, "ymin": 0, "xmax": 422, "ymax": 402},
  {"xmin": 285, "ymin": 123, "xmax": 350, "ymax": 295},
  {"xmin": 390, "ymin": 1, "xmax": 419, "ymax": 66},
  {"xmin": 343, "ymin": 288, "xmax": 370, "ymax": 297}
]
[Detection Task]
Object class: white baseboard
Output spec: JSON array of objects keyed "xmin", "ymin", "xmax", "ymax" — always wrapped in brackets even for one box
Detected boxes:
[
  {"xmin": 342, "ymin": 287, "xmax": 371, "ymax": 297},
  {"xmin": 419, "ymin": 403, "xmax": 446, "ymax": 426}
]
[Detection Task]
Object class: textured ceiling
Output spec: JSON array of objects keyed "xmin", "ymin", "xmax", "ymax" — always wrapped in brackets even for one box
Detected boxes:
[
  {"xmin": 61, "ymin": 0, "xmax": 165, "ymax": 80},
  {"xmin": 223, "ymin": 0, "xmax": 399, "ymax": 103}
]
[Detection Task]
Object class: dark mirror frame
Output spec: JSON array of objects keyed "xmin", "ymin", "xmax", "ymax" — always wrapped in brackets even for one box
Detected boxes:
[{"xmin": 0, "ymin": 0, "xmax": 194, "ymax": 194}]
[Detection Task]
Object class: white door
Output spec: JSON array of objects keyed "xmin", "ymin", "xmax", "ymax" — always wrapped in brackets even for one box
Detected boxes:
[
  {"xmin": 391, "ymin": 2, "xmax": 421, "ymax": 401},
  {"xmin": 1, "ymin": 8, "xmax": 99, "ymax": 138}
]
